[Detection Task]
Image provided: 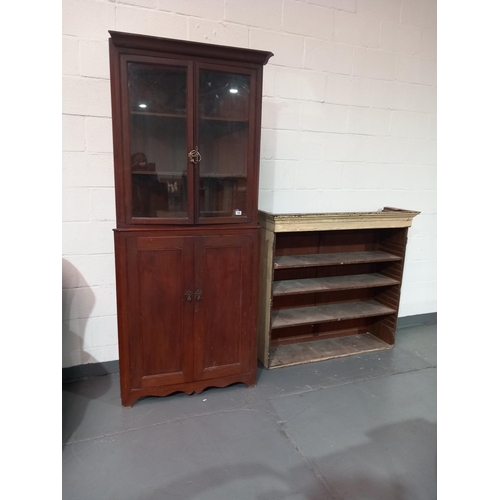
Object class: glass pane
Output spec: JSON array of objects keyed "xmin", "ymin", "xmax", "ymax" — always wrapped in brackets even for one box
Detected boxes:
[
  {"xmin": 128, "ymin": 63, "xmax": 188, "ymax": 219},
  {"xmin": 198, "ymin": 70, "xmax": 250, "ymax": 219}
]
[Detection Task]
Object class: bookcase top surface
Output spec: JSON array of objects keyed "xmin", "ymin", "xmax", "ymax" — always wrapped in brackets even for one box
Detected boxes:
[{"xmin": 258, "ymin": 207, "xmax": 420, "ymax": 232}]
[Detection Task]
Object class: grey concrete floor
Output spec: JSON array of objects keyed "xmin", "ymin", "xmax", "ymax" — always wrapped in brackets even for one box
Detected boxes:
[{"xmin": 62, "ymin": 323, "xmax": 436, "ymax": 500}]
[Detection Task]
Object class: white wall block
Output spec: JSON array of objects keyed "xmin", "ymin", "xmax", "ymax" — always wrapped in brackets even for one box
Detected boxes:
[
  {"xmin": 356, "ymin": 0, "xmax": 402, "ymax": 22},
  {"xmin": 62, "ymin": 36, "xmax": 80, "ymax": 76},
  {"xmin": 62, "ymin": 152, "xmax": 114, "ymax": 187},
  {"xmin": 384, "ymin": 190, "xmax": 436, "ymax": 213},
  {"xmin": 258, "ymin": 189, "xmax": 274, "ymax": 212},
  {"xmin": 306, "ymin": 0, "xmax": 355, "ymax": 11},
  {"xmin": 411, "ymin": 85, "xmax": 437, "ymax": 113},
  {"xmin": 62, "ymin": 318, "xmax": 93, "ymax": 351},
  {"xmin": 83, "ymin": 345, "xmax": 120, "ymax": 364},
  {"xmin": 62, "ymin": 286, "xmax": 98, "ymax": 321},
  {"xmin": 188, "ymin": 19, "xmax": 249, "ymax": 47},
  {"xmin": 342, "ymin": 163, "xmax": 387, "ymax": 189},
  {"xmin": 352, "ymin": 48, "xmax": 397, "ymax": 80},
  {"xmin": 259, "ymin": 160, "xmax": 297, "ymax": 190},
  {"xmin": 262, "ymin": 99, "xmax": 302, "ymax": 130},
  {"xmin": 272, "ymin": 189, "xmax": 322, "ymax": 213},
  {"xmin": 62, "ymin": 0, "xmax": 115, "ymax": 40},
  {"xmin": 419, "ymin": 29, "xmax": 437, "ymax": 59},
  {"xmin": 250, "ymin": 30, "xmax": 304, "ymax": 68},
  {"xmin": 83, "ymin": 285, "xmax": 117, "ymax": 319},
  {"xmin": 379, "ymin": 21, "xmax": 421, "ymax": 55},
  {"xmin": 263, "ymin": 66, "xmax": 276, "ymax": 97},
  {"xmin": 325, "ymin": 75, "xmax": 371, "ymax": 107},
  {"xmin": 334, "ymin": 11, "xmax": 380, "ymax": 48},
  {"xmin": 397, "ymin": 55, "xmax": 436, "ymax": 85},
  {"xmin": 348, "ymin": 107, "xmax": 391, "ymax": 136},
  {"xmin": 384, "ymin": 164, "xmax": 436, "ymax": 190},
  {"xmin": 409, "ymin": 213, "xmax": 437, "ymax": 238},
  {"xmin": 79, "ymin": 40, "xmax": 110, "ymax": 79},
  {"xmin": 90, "ymin": 188, "xmax": 116, "ymax": 221},
  {"xmin": 406, "ymin": 138, "xmax": 437, "ymax": 165},
  {"xmin": 391, "ymin": 110, "xmax": 430, "ymax": 139},
  {"xmin": 160, "ymin": 0, "xmax": 224, "ymax": 20},
  {"xmin": 85, "ymin": 117, "xmax": 113, "ymax": 152},
  {"xmin": 429, "ymin": 115, "xmax": 437, "ymax": 140},
  {"xmin": 90, "ymin": 315, "xmax": 118, "ymax": 347},
  {"xmin": 274, "ymin": 130, "xmax": 303, "ymax": 160},
  {"xmin": 63, "ymin": 188, "xmax": 91, "ymax": 222},
  {"xmin": 299, "ymin": 131, "xmax": 327, "ymax": 160},
  {"xmin": 401, "ymin": 0, "xmax": 437, "ymax": 29},
  {"xmin": 304, "ymin": 39, "xmax": 352, "ymax": 74},
  {"xmin": 89, "ymin": 254, "xmax": 116, "ymax": 287},
  {"xmin": 260, "ymin": 129, "xmax": 276, "ymax": 159},
  {"xmin": 225, "ymin": 0, "xmax": 283, "ymax": 30},
  {"xmin": 63, "ymin": 256, "xmax": 92, "ymax": 289},
  {"xmin": 62, "ymin": 221, "xmax": 115, "ymax": 255},
  {"xmin": 116, "ymin": 0, "xmax": 159, "ymax": 8},
  {"xmin": 302, "ymin": 101, "xmax": 349, "ymax": 133},
  {"xmin": 402, "ymin": 258, "xmax": 437, "ymax": 284},
  {"xmin": 366, "ymin": 136, "xmax": 408, "ymax": 163},
  {"xmin": 296, "ymin": 161, "xmax": 343, "ymax": 189},
  {"xmin": 283, "ymin": 0, "xmax": 334, "ymax": 40},
  {"xmin": 275, "ymin": 69, "xmax": 326, "ymax": 102},
  {"xmin": 324, "ymin": 133, "xmax": 368, "ymax": 162},
  {"xmin": 116, "ymin": 6, "xmax": 188, "ymax": 39},
  {"xmin": 63, "ymin": 76, "xmax": 112, "ymax": 117},
  {"xmin": 63, "ymin": 115, "xmax": 86, "ymax": 152},
  {"xmin": 370, "ymin": 80, "xmax": 414, "ymax": 110},
  {"xmin": 320, "ymin": 189, "xmax": 386, "ymax": 212}
]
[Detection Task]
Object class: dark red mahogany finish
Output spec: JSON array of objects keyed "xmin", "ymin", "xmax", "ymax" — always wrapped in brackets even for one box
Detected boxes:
[{"xmin": 109, "ymin": 31, "xmax": 273, "ymax": 407}]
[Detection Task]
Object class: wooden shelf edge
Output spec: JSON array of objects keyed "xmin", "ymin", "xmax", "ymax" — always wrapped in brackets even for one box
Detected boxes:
[
  {"xmin": 272, "ymin": 273, "xmax": 400, "ymax": 296},
  {"xmin": 271, "ymin": 300, "xmax": 396, "ymax": 330},
  {"xmin": 273, "ymin": 251, "xmax": 401, "ymax": 270},
  {"xmin": 268, "ymin": 333, "xmax": 392, "ymax": 369},
  {"xmin": 258, "ymin": 207, "xmax": 420, "ymax": 232}
]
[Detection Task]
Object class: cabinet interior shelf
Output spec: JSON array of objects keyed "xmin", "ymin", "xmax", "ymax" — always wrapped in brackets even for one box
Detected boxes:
[
  {"xmin": 200, "ymin": 116, "xmax": 248, "ymax": 123},
  {"xmin": 272, "ymin": 273, "xmax": 399, "ymax": 297},
  {"xmin": 131, "ymin": 111, "xmax": 186, "ymax": 118},
  {"xmin": 274, "ymin": 251, "xmax": 401, "ymax": 270},
  {"xmin": 129, "ymin": 111, "xmax": 248, "ymax": 123},
  {"xmin": 271, "ymin": 300, "xmax": 396, "ymax": 330}
]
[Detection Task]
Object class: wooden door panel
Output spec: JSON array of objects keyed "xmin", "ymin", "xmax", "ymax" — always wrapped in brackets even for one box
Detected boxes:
[
  {"xmin": 193, "ymin": 234, "xmax": 256, "ymax": 380},
  {"xmin": 127, "ymin": 236, "xmax": 194, "ymax": 388}
]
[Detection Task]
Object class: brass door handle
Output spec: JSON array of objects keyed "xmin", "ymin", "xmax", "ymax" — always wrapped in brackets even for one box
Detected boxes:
[
  {"xmin": 185, "ymin": 290, "xmax": 193, "ymax": 302},
  {"xmin": 188, "ymin": 147, "xmax": 202, "ymax": 164},
  {"xmin": 195, "ymin": 289, "xmax": 203, "ymax": 301}
]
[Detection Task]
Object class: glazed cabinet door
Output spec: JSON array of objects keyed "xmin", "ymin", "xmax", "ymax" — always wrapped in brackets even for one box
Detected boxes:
[
  {"xmin": 125, "ymin": 235, "xmax": 194, "ymax": 389},
  {"xmin": 193, "ymin": 234, "xmax": 256, "ymax": 380},
  {"xmin": 195, "ymin": 64, "xmax": 258, "ymax": 224},
  {"xmin": 119, "ymin": 56, "xmax": 195, "ymax": 225}
]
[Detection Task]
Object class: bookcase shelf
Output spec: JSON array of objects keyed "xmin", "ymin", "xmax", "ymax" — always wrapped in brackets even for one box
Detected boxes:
[{"xmin": 257, "ymin": 208, "xmax": 419, "ymax": 369}]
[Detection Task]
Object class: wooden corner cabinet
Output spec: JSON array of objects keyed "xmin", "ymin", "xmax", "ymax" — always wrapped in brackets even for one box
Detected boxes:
[
  {"xmin": 109, "ymin": 31, "xmax": 273, "ymax": 407},
  {"xmin": 257, "ymin": 208, "xmax": 419, "ymax": 369}
]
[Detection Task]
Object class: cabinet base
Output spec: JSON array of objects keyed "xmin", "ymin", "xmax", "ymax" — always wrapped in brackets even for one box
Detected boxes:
[
  {"xmin": 267, "ymin": 333, "xmax": 392, "ymax": 369},
  {"xmin": 121, "ymin": 372, "xmax": 256, "ymax": 408}
]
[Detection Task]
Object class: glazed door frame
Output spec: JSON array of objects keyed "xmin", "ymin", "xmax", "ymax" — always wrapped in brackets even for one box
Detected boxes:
[
  {"xmin": 193, "ymin": 62, "xmax": 258, "ymax": 226},
  {"xmin": 118, "ymin": 53, "xmax": 195, "ymax": 226}
]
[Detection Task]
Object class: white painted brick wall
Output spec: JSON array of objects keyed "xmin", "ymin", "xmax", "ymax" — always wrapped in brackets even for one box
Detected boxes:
[{"xmin": 62, "ymin": 0, "xmax": 437, "ymax": 367}]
